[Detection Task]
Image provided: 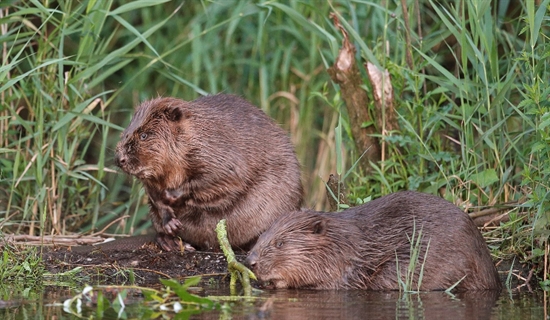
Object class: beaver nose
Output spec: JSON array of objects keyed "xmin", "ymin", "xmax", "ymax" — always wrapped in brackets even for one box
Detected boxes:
[
  {"xmin": 245, "ymin": 252, "xmax": 258, "ymax": 269},
  {"xmin": 114, "ymin": 153, "xmax": 127, "ymax": 167}
]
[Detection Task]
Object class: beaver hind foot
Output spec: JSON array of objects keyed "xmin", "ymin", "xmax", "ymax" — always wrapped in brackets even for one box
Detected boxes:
[{"xmin": 155, "ymin": 233, "xmax": 196, "ymax": 252}]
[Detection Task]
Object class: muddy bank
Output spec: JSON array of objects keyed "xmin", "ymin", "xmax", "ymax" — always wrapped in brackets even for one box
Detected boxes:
[{"xmin": 41, "ymin": 235, "xmax": 247, "ymax": 286}]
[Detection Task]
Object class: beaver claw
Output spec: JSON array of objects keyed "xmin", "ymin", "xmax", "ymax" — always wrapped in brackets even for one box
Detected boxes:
[
  {"xmin": 162, "ymin": 217, "xmax": 184, "ymax": 236},
  {"xmin": 155, "ymin": 233, "xmax": 195, "ymax": 252}
]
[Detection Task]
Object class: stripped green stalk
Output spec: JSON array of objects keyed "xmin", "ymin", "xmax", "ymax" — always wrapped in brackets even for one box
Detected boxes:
[{"xmin": 216, "ymin": 219, "xmax": 256, "ymax": 296}]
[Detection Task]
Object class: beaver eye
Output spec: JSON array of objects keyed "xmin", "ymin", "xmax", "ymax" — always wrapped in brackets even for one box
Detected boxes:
[
  {"xmin": 276, "ymin": 241, "xmax": 284, "ymax": 248},
  {"xmin": 139, "ymin": 132, "xmax": 148, "ymax": 140}
]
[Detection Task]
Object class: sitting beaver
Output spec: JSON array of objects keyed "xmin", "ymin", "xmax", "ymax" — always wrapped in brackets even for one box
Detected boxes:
[
  {"xmin": 245, "ymin": 191, "xmax": 501, "ymax": 291},
  {"xmin": 115, "ymin": 94, "xmax": 303, "ymax": 251}
]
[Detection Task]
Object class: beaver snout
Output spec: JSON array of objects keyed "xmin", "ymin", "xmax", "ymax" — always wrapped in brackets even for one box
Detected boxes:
[
  {"xmin": 244, "ymin": 252, "xmax": 258, "ymax": 269},
  {"xmin": 114, "ymin": 152, "xmax": 128, "ymax": 167}
]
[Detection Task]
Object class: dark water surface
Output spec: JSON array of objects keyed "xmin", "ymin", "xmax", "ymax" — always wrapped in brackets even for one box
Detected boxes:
[{"xmin": 0, "ymin": 286, "xmax": 546, "ymax": 319}]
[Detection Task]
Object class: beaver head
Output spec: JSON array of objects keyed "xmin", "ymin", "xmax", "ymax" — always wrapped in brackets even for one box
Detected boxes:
[
  {"xmin": 245, "ymin": 210, "xmax": 366, "ymax": 289},
  {"xmin": 114, "ymin": 98, "xmax": 201, "ymax": 189}
]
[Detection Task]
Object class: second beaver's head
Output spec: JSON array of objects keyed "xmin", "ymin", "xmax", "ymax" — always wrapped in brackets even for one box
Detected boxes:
[
  {"xmin": 245, "ymin": 210, "xmax": 365, "ymax": 289},
  {"xmin": 114, "ymin": 97, "xmax": 201, "ymax": 187}
]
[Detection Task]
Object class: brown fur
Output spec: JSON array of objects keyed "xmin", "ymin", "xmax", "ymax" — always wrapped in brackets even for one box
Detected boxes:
[
  {"xmin": 115, "ymin": 94, "xmax": 303, "ymax": 251},
  {"xmin": 246, "ymin": 191, "xmax": 501, "ymax": 291}
]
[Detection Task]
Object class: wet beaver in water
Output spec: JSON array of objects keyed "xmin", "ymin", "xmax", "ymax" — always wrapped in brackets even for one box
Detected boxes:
[
  {"xmin": 115, "ymin": 94, "xmax": 303, "ymax": 251},
  {"xmin": 246, "ymin": 191, "xmax": 501, "ymax": 291}
]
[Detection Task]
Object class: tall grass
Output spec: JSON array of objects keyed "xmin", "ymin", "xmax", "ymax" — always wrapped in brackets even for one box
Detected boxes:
[
  {"xmin": 0, "ymin": 0, "xmax": 177, "ymax": 235},
  {"xmin": 396, "ymin": 221, "xmax": 430, "ymax": 293},
  {"xmin": 1, "ymin": 0, "xmax": 549, "ymax": 279}
]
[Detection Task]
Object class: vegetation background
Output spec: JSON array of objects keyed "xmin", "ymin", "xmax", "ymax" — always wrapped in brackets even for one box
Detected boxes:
[{"xmin": 1, "ymin": 0, "xmax": 549, "ymax": 282}]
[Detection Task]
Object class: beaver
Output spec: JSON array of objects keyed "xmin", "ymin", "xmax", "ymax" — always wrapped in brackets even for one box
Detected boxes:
[
  {"xmin": 245, "ymin": 191, "xmax": 501, "ymax": 291},
  {"xmin": 114, "ymin": 94, "xmax": 303, "ymax": 251}
]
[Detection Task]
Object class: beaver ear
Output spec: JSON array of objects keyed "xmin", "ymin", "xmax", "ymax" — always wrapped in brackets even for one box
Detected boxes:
[
  {"xmin": 164, "ymin": 105, "xmax": 191, "ymax": 122},
  {"xmin": 311, "ymin": 219, "xmax": 327, "ymax": 235}
]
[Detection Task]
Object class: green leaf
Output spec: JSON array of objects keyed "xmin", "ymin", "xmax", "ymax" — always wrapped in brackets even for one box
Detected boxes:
[
  {"xmin": 108, "ymin": 0, "xmax": 171, "ymax": 16},
  {"xmin": 159, "ymin": 278, "xmax": 215, "ymax": 308},
  {"xmin": 531, "ymin": 0, "xmax": 550, "ymax": 47},
  {"xmin": 257, "ymin": 2, "xmax": 330, "ymax": 41},
  {"xmin": 530, "ymin": 142, "xmax": 548, "ymax": 154},
  {"xmin": 539, "ymin": 112, "xmax": 550, "ymax": 130},
  {"xmin": 470, "ymin": 169, "xmax": 499, "ymax": 188}
]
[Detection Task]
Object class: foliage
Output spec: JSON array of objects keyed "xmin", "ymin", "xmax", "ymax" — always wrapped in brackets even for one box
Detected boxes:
[
  {"xmin": 0, "ymin": 239, "xmax": 44, "ymax": 283},
  {"xmin": 63, "ymin": 276, "xmax": 219, "ymax": 318},
  {"xmin": 0, "ymin": 0, "xmax": 176, "ymax": 235},
  {"xmin": 518, "ymin": 0, "xmax": 550, "ymax": 249},
  {"xmin": 396, "ymin": 222, "xmax": 430, "ymax": 293}
]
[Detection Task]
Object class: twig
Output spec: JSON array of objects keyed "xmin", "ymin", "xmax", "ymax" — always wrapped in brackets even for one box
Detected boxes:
[
  {"xmin": 4, "ymin": 234, "xmax": 105, "ymax": 246},
  {"xmin": 468, "ymin": 205, "xmax": 516, "ymax": 219},
  {"xmin": 90, "ymin": 215, "xmax": 131, "ymax": 236},
  {"xmin": 215, "ymin": 219, "xmax": 256, "ymax": 296}
]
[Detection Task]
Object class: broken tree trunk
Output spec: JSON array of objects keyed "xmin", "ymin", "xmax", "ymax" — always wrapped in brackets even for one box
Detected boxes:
[
  {"xmin": 326, "ymin": 13, "xmax": 399, "ymax": 173},
  {"xmin": 365, "ymin": 61, "xmax": 399, "ymax": 137},
  {"xmin": 327, "ymin": 13, "xmax": 381, "ymax": 173}
]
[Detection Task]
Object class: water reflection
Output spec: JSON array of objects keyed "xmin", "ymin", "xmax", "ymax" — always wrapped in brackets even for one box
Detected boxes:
[
  {"xmin": 0, "ymin": 286, "xmax": 547, "ymax": 319},
  {"xmin": 250, "ymin": 289, "xmax": 500, "ymax": 320}
]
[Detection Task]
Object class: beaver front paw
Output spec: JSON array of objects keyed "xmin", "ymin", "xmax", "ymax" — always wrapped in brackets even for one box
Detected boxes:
[{"xmin": 162, "ymin": 217, "xmax": 184, "ymax": 236}]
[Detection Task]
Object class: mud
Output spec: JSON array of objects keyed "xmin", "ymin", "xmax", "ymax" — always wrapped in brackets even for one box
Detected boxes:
[{"xmin": 41, "ymin": 236, "xmax": 247, "ymax": 286}]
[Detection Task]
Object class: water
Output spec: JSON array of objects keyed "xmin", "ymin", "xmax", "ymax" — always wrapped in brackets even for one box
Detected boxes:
[
  {"xmin": 0, "ymin": 287, "xmax": 546, "ymax": 319},
  {"xmin": 201, "ymin": 289, "xmax": 546, "ymax": 319}
]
